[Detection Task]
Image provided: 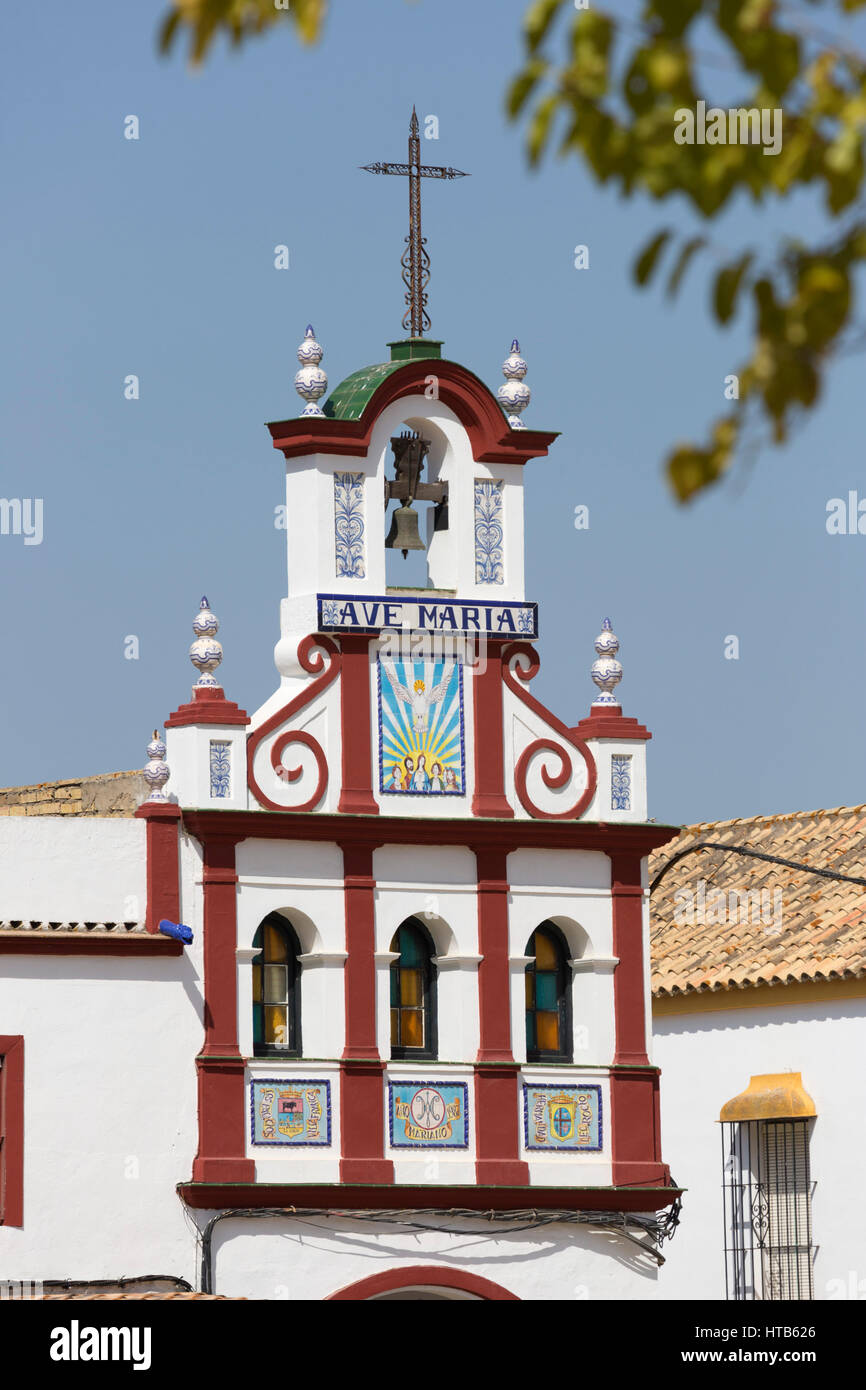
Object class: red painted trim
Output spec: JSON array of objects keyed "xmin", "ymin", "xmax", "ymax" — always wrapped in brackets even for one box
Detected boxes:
[
  {"xmin": 326, "ymin": 1266, "xmax": 519, "ymax": 1301},
  {"xmin": 474, "ymin": 848, "xmax": 529, "ymax": 1185},
  {"xmin": 573, "ymin": 706, "xmax": 651, "ymax": 741},
  {"xmin": 178, "ymin": 1181, "xmax": 681, "ymax": 1212},
  {"xmin": 610, "ymin": 1067, "xmax": 670, "ymax": 1189},
  {"xmin": 0, "ymin": 936, "xmax": 181, "ymax": 956},
  {"xmin": 192, "ymin": 835, "xmax": 254, "ymax": 1185},
  {"xmin": 247, "ymin": 636, "xmax": 340, "ymax": 812},
  {"xmin": 471, "ymin": 639, "xmax": 513, "ymax": 818},
  {"xmin": 270, "ymin": 730, "xmax": 328, "ymax": 812},
  {"xmin": 340, "ymin": 842, "xmax": 393, "ymax": 1183},
  {"xmin": 338, "ymin": 634, "xmax": 378, "ymax": 815},
  {"xmin": 0, "ymin": 1035, "xmax": 24, "ymax": 1226},
  {"xmin": 134, "ymin": 802, "xmax": 181, "ymax": 933},
  {"xmin": 502, "ymin": 644, "xmax": 597, "ymax": 819},
  {"xmin": 183, "ymin": 808, "xmax": 677, "ymax": 857},
  {"xmin": 609, "ymin": 852, "xmax": 649, "ymax": 1067},
  {"xmin": 165, "ymin": 686, "xmax": 250, "ymax": 729},
  {"xmin": 267, "ymin": 359, "xmax": 558, "ymax": 467}
]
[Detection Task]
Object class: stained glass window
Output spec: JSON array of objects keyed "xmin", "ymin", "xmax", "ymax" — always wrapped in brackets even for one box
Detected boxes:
[
  {"xmin": 525, "ymin": 923, "xmax": 572, "ymax": 1063},
  {"xmin": 252, "ymin": 914, "xmax": 301, "ymax": 1057},
  {"xmin": 390, "ymin": 918, "xmax": 437, "ymax": 1060}
]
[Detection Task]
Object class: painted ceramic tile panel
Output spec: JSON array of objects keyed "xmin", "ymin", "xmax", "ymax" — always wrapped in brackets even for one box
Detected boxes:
[
  {"xmin": 388, "ymin": 1081, "xmax": 469, "ymax": 1149},
  {"xmin": 250, "ymin": 1079, "xmax": 331, "ymax": 1146},
  {"xmin": 378, "ymin": 656, "xmax": 465, "ymax": 795},
  {"xmin": 523, "ymin": 1083, "xmax": 603, "ymax": 1152}
]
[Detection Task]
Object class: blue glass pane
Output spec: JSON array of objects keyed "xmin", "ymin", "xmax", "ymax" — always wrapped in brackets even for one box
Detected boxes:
[{"xmin": 535, "ymin": 971, "xmax": 559, "ymax": 1010}]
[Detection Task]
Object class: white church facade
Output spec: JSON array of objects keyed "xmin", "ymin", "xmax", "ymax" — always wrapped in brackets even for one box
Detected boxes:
[{"xmin": 0, "ymin": 327, "xmax": 683, "ymax": 1301}]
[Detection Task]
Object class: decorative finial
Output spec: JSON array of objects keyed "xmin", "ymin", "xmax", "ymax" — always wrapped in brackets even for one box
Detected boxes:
[
  {"xmin": 189, "ymin": 596, "xmax": 223, "ymax": 691},
  {"xmin": 143, "ymin": 729, "xmax": 170, "ymax": 803},
  {"xmin": 294, "ymin": 325, "xmax": 328, "ymax": 417},
  {"xmin": 591, "ymin": 618, "xmax": 623, "ymax": 706},
  {"xmin": 497, "ymin": 339, "xmax": 531, "ymax": 430}
]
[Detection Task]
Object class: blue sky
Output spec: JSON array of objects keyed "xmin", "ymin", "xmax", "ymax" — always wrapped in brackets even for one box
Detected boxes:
[{"xmin": 2, "ymin": 0, "xmax": 864, "ymax": 826}]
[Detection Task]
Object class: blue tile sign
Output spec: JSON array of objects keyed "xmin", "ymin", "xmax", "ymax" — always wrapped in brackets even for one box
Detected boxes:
[
  {"xmin": 523, "ymin": 1083, "xmax": 603, "ymax": 1152},
  {"xmin": 318, "ymin": 593, "xmax": 537, "ymax": 639},
  {"xmin": 251, "ymin": 1079, "xmax": 331, "ymax": 1146},
  {"xmin": 389, "ymin": 1081, "xmax": 469, "ymax": 1149}
]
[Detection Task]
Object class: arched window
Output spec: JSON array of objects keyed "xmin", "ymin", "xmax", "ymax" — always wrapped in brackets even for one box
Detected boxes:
[
  {"xmin": 390, "ymin": 918, "xmax": 437, "ymax": 1060},
  {"xmin": 525, "ymin": 922, "xmax": 572, "ymax": 1063},
  {"xmin": 252, "ymin": 913, "xmax": 301, "ymax": 1057}
]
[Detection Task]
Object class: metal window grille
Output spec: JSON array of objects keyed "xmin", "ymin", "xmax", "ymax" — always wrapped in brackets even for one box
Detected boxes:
[{"xmin": 722, "ymin": 1118, "xmax": 814, "ymax": 1300}]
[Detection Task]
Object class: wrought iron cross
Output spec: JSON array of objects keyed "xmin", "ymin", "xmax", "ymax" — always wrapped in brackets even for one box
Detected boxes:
[{"xmin": 362, "ymin": 108, "xmax": 468, "ymax": 337}]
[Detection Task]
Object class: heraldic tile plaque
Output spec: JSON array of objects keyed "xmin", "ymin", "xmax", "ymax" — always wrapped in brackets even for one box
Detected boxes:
[
  {"xmin": 250, "ymin": 1079, "xmax": 332, "ymax": 1147},
  {"xmin": 388, "ymin": 1080, "xmax": 470, "ymax": 1149},
  {"xmin": 522, "ymin": 1083, "xmax": 603, "ymax": 1152}
]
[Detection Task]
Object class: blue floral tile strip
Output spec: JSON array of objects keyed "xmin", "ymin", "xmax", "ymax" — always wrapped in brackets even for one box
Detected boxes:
[
  {"xmin": 334, "ymin": 472, "xmax": 365, "ymax": 578},
  {"xmin": 611, "ymin": 754, "xmax": 632, "ymax": 811},
  {"xmin": 474, "ymin": 480, "xmax": 504, "ymax": 585},
  {"xmin": 209, "ymin": 740, "xmax": 231, "ymax": 798}
]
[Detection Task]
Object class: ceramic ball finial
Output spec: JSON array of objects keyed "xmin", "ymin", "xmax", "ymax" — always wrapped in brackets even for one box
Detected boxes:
[
  {"xmin": 497, "ymin": 338, "xmax": 531, "ymax": 430},
  {"xmin": 591, "ymin": 618, "xmax": 623, "ymax": 706},
  {"xmin": 294, "ymin": 324, "xmax": 328, "ymax": 417},
  {"xmin": 189, "ymin": 595, "xmax": 223, "ymax": 691},
  {"xmin": 143, "ymin": 729, "xmax": 170, "ymax": 803}
]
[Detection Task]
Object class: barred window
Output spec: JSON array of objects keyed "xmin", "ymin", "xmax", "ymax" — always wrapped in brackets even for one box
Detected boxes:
[{"xmin": 722, "ymin": 1118, "xmax": 814, "ymax": 1300}]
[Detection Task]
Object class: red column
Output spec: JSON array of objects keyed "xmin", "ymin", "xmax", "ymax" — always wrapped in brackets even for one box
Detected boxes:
[
  {"xmin": 192, "ymin": 834, "xmax": 254, "ymax": 1184},
  {"xmin": 338, "ymin": 634, "xmax": 378, "ymax": 815},
  {"xmin": 0, "ymin": 1035, "xmax": 24, "ymax": 1227},
  {"xmin": 340, "ymin": 841, "xmax": 392, "ymax": 1184},
  {"xmin": 474, "ymin": 847, "xmax": 529, "ymax": 1186},
  {"xmin": 134, "ymin": 802, "xmax": 181, "ymax": 933},
  {"xmin": 608, "ymin": 849, "xmax": 667, "ymax": 1187},
  {"xmin": 472, "ymin": 640, "xmax": 514, "ymax": 818}
]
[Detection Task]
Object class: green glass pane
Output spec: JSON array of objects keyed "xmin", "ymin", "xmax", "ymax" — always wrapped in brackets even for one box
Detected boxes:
[
  {"xmin": 399, "ymin": 925, "xmax": 423, "ymax": 967},
  {"xmin": 253, "ymin": 1003, "xmax": 263, "ymax": 1045},
  {"xmin": 390, "ymin": 966, "xmax": 400, "ymax": 1006},
  {"xmin": 535, "ymin": 971, "xmax": 558, "ymax": 1010},
  {"xmin": 264, "ymin": 964, "xmax": 288, "ymax": 1004}
]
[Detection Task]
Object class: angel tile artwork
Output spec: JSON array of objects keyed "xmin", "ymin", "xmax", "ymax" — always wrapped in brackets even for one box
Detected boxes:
[{"xmin": 378, "ymin": 656, "xmax": 464, "ymax": 794}]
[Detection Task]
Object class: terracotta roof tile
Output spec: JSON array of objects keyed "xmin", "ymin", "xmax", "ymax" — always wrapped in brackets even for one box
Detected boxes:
[{"xmin": 650, "ymin": 804, "xmax": 866, "ymax": 997}]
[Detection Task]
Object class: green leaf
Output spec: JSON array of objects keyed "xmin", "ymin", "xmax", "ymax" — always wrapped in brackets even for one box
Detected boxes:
[
  {"xmin": 633, "ymin": 229, "xmax": 672, "ymax": 285},
  {"xmin": 527, "ymin": 92, "xmax": 560, "ymax": 166},
  {"xmin": 507, "ymin": 60, "xmax": 548, "ymax": 119},
  {"xmin": 666, "ymin": 236, "xmax": 706, "ymax": 298},
  {"xmin": 524, "ymin": 0, "xmax": 565, "ymax": 53},
  {"xmin": 713, "ymin": 253, "xmax": 754, "ymax": 324}
]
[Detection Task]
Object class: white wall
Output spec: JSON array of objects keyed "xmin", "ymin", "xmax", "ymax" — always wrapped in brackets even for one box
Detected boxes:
[
  {"xmin": 202, "ymin": 1211, "xmax": 661, "ymax": 1301},
  {"xmin": 0, "ymin": 816, "xmax": 146, "ymax": 922},
  {"xmin": 653, "ymin": 995, "xmax": 866, "ymax": 1300}
]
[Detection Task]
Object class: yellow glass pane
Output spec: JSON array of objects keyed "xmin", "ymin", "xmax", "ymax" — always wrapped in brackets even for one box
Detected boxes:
[
  {"xmin": 534, "ymin": 931, "xmax": 558, "ymax": 971},
  {"xmin": 391, "ymin": 1008, "xmax": 399, "ymax": 1046},
  {"xmin": 400, "ymin": 968, "xmax": 421, "ymax": 1007},
  {"xmin": 401, "ymin": 1009, "xmax": 423, "ymax": 1048},
  {"xmin": 265, "ymin": 922, "xmax": 288, "ymax": 962},
  {"xmin": 535, "ymin": 1011, "xmax": 560, "ymax": 1052},
  {"xmin": 525, "ymin": 973, "xmax": 533, "ymax": 1007},
  {"xmin": 252, "ymin": 962, "xmax": 262, "ymax": 1002},
  {"xmin": 265, "ymin": 1005, "xmax": 288, "ymax": 1046}
]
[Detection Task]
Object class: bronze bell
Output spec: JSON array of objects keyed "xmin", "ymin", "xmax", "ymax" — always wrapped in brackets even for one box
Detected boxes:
[{"xmin": 385, "ymin": 503, "xmax": 425, "ymax": 558}]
